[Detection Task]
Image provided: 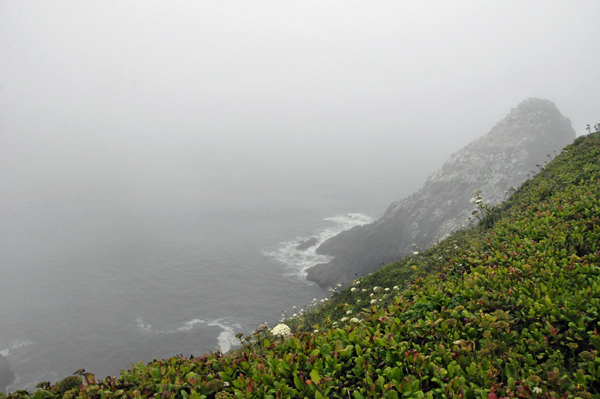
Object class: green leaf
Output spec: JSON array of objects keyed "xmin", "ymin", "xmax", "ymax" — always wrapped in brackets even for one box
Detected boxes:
[
  {"xmin": 466, "ymin": 362, "xmax": 477, "ymax": 375},
  {"xmin": 390, "ymin": 366, "xmax": 403, "ymax": 382},
  {"xmin": 355, "ymin": 344, "xmax": 363, "ymax": 356},
  {"xmin": 505, "ymin": 363, "xmax": 517, "ymax": 380},
  {"xmin": 310, "ymin": 369, "xmax": 321, "ymax": 384},
  {"xmin": 448, "ymin": 363, "xmax": 455, "ymax": 377},
  {"xmin": 352, "ymin": 390, "xmax": 364, "ymax": 399},
  {"xmin": 84, "ymin": 372, "xmax": 95, "ymax": 385},
  {"xmin": 31, "ymin": 390, "xmax": 53, "ymax": 399}
]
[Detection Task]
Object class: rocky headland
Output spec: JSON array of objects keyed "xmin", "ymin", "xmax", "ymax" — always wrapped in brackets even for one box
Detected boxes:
[{"xmin": 306, "ymin": 98, "xmax": 576, "ymax": 288}]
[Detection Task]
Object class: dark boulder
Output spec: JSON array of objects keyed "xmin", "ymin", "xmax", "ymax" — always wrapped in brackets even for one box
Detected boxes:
[{"xmin": 296, "ymin": 237, "xmax": 318, "ymax": 251}]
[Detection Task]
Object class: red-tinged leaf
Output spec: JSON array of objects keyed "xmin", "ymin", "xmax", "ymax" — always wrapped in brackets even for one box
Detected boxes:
[
  {"xmin": 247, "ymin": 378, "xmax": 254, "ymax": 393},
  {"xmin": 517, "ymin": 385, "xmax": 530, "ymax": 397},
  {"xmin": 305, "ymin": 380, "xmax": 313, "ymax": 385},
  {"xmin": 84, "ymin": 372, "xmax": 95, "ymax": 385},
  {"xmin": 488, "ymin": 393, "xmax": 498, "ymax": 399}
]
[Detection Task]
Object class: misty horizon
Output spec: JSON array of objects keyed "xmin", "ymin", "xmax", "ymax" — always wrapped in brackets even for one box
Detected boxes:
[{"xmin": 2, "ymin": 1, "xmax": 599, "ymax": 217}]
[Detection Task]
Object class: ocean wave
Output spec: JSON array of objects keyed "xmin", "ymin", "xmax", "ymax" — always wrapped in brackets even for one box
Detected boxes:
[
  {"xmin": 205, "ymin": 320, "xmax": 239, "ymax": 353},
  {"xmin": 0, "ymin": 339, "xmax": 34, "ymax": 357},
  {"xmin": 134, "ymin": 317, "xmax": 241, "ymax": 353},
  {"xmin": 263, "ymin": 212, "xmax": 374, "ymax": 279}
]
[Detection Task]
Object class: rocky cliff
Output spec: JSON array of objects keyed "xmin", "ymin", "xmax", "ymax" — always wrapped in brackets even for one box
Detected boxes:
[{"xmin": 306, "ymin": 98, "xmax": 576, "ymax": 288}]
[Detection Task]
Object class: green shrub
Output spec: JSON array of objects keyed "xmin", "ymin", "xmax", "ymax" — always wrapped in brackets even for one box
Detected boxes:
[{"xmin": 54, "ymin": 376, "xmax": 81, "ymax": 395}]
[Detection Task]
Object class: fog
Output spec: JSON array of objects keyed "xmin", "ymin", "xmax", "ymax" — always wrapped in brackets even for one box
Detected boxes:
[
  {"xmin": 2, "ymin": 2, "xmax": 600, "ymax": 388},
  {"xmin": 2, "ymin": 1, "xmax": 600, "ymax": 214}
]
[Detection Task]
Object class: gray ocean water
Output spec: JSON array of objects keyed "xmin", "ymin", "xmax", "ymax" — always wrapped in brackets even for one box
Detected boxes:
[{"xmin": 0, "ymin": 191, "xmax": 399, "ymax": 392}]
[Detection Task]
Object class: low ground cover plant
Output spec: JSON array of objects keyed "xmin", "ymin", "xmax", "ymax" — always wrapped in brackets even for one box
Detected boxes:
[{"xmin": 4, "ymin": 131, "xmax": 600, "ymax": 398}]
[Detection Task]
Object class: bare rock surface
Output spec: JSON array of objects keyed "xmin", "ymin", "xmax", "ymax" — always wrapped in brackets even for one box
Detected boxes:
[{"xmin": 306, "ymin": 98, "xmax": 576, "ymax": 288}]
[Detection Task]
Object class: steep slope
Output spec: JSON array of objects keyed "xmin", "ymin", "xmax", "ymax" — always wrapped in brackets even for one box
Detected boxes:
[
  {"xmin": 12, "ymin": 130, "xmax": 600, "ymax": 399},
  {"xmin": 307, "ymin": 98, "xmax": 575, "ymax": 288}
]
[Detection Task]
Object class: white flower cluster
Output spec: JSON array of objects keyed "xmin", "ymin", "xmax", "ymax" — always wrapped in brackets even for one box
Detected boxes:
[
  {"xmin": 467, "ymin": 190, "xmax": 488, "ymax": 222},
  {"xmin": 271, "ymin": 323, "xmax": 291, "ymax": 337}
]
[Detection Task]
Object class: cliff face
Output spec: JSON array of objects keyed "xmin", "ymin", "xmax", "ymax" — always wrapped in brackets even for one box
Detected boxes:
[{"xmin": 306, "ymin": 98, "xmax": 576, "ymax": 288}]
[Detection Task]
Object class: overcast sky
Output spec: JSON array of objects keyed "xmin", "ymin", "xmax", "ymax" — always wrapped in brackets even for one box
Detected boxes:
[{"xmin": 1, "ymin": 1, "xmax": 599, "ymax": 213}]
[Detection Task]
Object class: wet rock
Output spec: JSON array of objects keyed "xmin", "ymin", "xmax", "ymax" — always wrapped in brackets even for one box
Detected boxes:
[{"xmin": 296, "ymin": 237, "xmax": 318, "ymax": 250}]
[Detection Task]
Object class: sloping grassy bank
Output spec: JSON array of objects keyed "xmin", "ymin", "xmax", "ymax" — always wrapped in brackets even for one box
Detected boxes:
[{"xmin": 4, "ymin": 132, "xmax": 600, "ymax": 398}]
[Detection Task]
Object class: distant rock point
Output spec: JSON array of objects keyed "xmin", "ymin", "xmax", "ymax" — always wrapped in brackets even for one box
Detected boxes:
[{"xmin": 306, "ymin": 98, "xmax": 576, "ymax": 288}]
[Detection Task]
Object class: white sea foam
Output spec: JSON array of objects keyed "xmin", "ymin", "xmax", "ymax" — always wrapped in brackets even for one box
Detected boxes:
[
  {"xmin": 134, "ymin": 317, "xmax": 240, "ymax": 353},
  {"xmin": 206, "ymin": 320, "xmax": 239, "ymax": 353},
  {"xmin": 0, "ymin": 339, "xmax": 34, "ymax": 357},
  {"xmin": 135, "ymin": 317, "xmax": 153, "ymax": 333},
  {"xmin": 263, "ymin": 212, "xmax": 374, "ymax": 279}
]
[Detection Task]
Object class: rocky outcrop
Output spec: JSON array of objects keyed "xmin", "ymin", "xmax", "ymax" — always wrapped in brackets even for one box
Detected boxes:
[
  {"xmin": 296, "ymin": 237, "xmax": 318, "ymax": 251},
  {"xmin": 306, "ymin": 98, "xmax": 576, "ymax": 288},
  {"xmin": 0, "ymin": 354, "xmax": 15, "ymax": 393}
]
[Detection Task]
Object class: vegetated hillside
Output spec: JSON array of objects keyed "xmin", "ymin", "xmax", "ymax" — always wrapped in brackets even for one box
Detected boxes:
[{"xmin": 4, "ymin": 131, "xmax": 600, "ymax": 398}]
